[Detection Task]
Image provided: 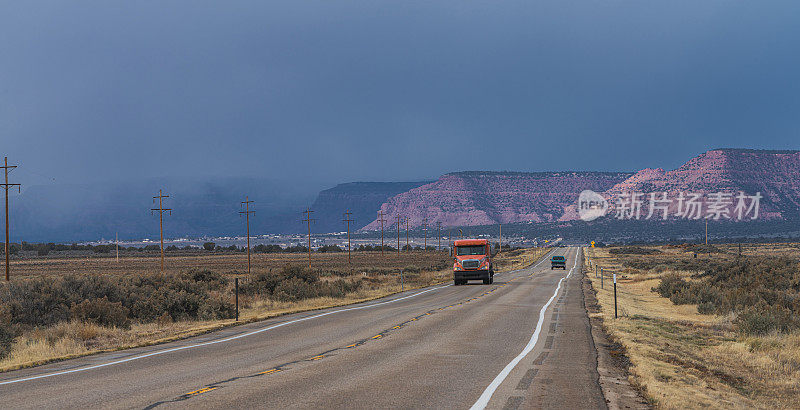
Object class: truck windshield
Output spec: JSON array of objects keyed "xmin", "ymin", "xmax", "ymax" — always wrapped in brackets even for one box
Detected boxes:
[{"xmin": 456, "ymin": 245, "xmax": 485, "ymax": 256}]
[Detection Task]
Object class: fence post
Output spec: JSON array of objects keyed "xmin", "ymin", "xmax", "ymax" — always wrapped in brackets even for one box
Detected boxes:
[
  {"xmin": 400, "ymin": 271, "xmax": 405, "ymax": 292},
  {"xmin": 601, "ymin": 268, "xmax": 604, "ymax": 289},
  {"xmin": 235, "ymin": 277, "xmax": 239, "ymax": 322},
  {"xmin": 613, "ymin": 273, "xmax": 618, "ymax": 319}
]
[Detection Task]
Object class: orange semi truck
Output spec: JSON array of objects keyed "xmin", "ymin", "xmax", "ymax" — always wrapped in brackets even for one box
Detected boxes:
[{"xmin": 452, "ymin": 239, "xmax": 494, "ymax": 285}]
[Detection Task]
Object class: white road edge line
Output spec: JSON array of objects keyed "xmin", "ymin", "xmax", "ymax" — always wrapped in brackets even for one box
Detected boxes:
[
  {"xmin": 469, "ymin": 247, "xmax": 578, "ymax": 410},
  {"xmin": 0, "ymin": 247, "xmax": 553, "ymax": 386}
]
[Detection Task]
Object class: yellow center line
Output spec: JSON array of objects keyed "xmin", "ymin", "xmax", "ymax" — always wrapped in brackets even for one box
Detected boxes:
[
  {"xmin": 346, "ymin": 343, "xmax": 358, "ymax": 348},
  {"xmin": 392, "ymin": 325, "xmax": 402, "ymax": 329},
  {"xmin": 186, "ymin": 386, "xmax": 217, "ymax": 396},
  {"xmin": 310, "ymin": 355, "xmax": 324, "ymax": 361},
  {"xmin": 257, "ymin": 368, "xmax": 281, "ymax": 375},
  {"xmin": 371, "ymin": 334, "xmax": 382, "ymax": 339}
]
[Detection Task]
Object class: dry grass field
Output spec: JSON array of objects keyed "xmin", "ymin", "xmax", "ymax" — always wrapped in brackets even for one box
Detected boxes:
[
  {"xmin": 0, "ymin": 248, "xmax": 543, "ymax": 373},
  {"xmin": 585, "ymin": 243, "xmax": 800, "ymax": 409},
  {"xmin": 6, "ymin": 250, "xmax": 451, "ymax": 278}
]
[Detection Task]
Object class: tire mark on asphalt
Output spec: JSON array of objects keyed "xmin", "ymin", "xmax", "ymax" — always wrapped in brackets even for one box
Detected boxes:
[
  {"xmin": 515, "ymin": 368, "xmax": 538, "ymax": 390},
  {"xmin": 532, "ymin": 352, "xmax": 549, "ymax": 366},
  {"xmin": 502, "ymin": 396, "xmax": 525, "ymax": 410},
  {"xmin": 544, "ymin": 336, "xmax": 554, "ymax": 350}
]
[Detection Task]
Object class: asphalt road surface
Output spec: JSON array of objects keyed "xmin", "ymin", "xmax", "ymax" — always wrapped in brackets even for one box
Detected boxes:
[{"xmin": 0, "ymin": 247, "xmax": 606, "ymax": 409}]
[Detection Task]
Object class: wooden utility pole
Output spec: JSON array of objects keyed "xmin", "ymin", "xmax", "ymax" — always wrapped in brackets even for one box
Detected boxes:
[
  {"xmin": 240, "ymin": 196, "xmax": 255, "ymax": 274},
  {"xmin": 395, "ymin": 215, "xmax": 401, "ymax": 255},
  {"xmin": 343, "ymin": 210, "xmax": 354, "ymax": 264},
  {"xmin": 405, "ymin": 217, "xmax": 410, "ymax": 252},
  {"xmin": 150, "ymin": 190, "xmax": 172, "ymax": 274},
  {"xmin": 499, "ymin": 224, "xmax": 502, "ymax": 254},
  {"xmin": 436, "ymin": 222, "xmax": 442, "ymax": 251},
  {"xmin": 302, "ymin": 208, "xmax": 315, "ymax": 268},
  {"xmin": 2, "ymin": 157, "xmax": 20, "ymax": 281},
  {"xmin": 303, "ymin": 208, "xmax": 314, "ymax": 267},
  {"xmin": 116, "ymin": 232, "xmax": 119, "ymax": 262},
  {"xmin": 377, "ymin": 210, "xmax": 386, "ymax": 256},
  {"xmin": 705, "ymin": 221, "xmax": 708, "ymax": 245},
  {"xmin": 421, "ymin": 218, "xmax": 428, "ymax": 250}
]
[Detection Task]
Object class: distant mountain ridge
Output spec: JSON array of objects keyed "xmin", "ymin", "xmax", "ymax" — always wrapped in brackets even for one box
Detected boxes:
[
  {"xmin": 361, "ymin": 171, "xmax": 632, "ymax": 230},
  {"xmin": 362, "ymin": 148, "xmax": 800, "ymax": 230},
  {"xmin": 603, "ymin": 148, "xmax": 800, "ymax": 219},
  {"xmin": 308, "ymin": 181, "xmax": 433, "ymax": 234}
]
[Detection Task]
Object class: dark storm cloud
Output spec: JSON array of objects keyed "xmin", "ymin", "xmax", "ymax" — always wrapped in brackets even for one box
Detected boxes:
[{"xmin": 2, "ymin": 1, "xmax": 799, "ymax": 188}]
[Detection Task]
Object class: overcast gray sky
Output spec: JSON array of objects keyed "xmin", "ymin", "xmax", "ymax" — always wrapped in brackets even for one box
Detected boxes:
[{"xmin": 2, "ymin": 1, "xmax": 799, "ymax": 188}]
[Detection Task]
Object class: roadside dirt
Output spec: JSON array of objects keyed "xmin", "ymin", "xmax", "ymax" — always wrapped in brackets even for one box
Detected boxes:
[{"xmin": 583, "ymin": 273, "xmax": 651, "ymax": 409}]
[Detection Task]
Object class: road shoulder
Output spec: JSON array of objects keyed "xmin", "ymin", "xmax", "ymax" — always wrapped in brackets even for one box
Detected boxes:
[{"xmin": 583, "ymin": 266, "xmax": 651, "ymax": 409}]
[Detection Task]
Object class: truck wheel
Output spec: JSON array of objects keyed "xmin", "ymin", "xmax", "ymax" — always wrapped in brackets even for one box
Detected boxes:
[
  {"xmin": 489, "ymin": 276, "xmax": 494, "ymax": 284},
  {"xmin": 483, "ymin": 277, "xmax": 490, "ymax": 285},
  {"xmin": 454, "ymin": 280, "xmax": 460, "ymax": 286}
]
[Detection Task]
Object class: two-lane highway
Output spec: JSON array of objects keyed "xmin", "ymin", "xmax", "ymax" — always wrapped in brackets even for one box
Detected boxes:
[{"xmin": 0, "ymin": 247, "xmax": 604, "ymax": 409}]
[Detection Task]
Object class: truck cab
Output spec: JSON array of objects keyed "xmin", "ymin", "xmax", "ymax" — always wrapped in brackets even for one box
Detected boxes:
[
  {"xmin": 452, "ymin": 239, "xmax": 494, "ymax": 285},
  {"xmin": 550, "ymin": 255, "xmax": 566, "ymax": 270}
]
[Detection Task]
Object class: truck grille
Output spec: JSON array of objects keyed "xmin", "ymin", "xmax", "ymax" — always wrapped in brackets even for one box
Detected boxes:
[{"xmin": 462, "ymin": 260, "xmax": 480, "ymax": 270}]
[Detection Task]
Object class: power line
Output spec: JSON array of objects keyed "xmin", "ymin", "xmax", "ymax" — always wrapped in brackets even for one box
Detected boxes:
[
  {"xmin": 2, "ymin": 157, "xmax": 20, "ymax": 281},
  {"xmin": 302, "ymin": 208, "xmax": 315, "ymax": 268},
  {"xmin": 150, "ymin": 190, "xmax": 172, "ymax": 274},
  {"xmin": 240, "ymin": 196, "xmax": 255, "ymax": 275},
  {"xmin": 343, "ymin": 210, "xmax": 354, "ymax": 264}
]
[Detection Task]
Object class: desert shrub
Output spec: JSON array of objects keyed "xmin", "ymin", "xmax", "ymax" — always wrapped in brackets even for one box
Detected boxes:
[
  {"xmin": 71, "ymin": 297, "xmax": 130, "ymax": 328},
  {"xmin": 610, "ymin": 246, "xmax": 662, "ymax": 255},
  {"xmin": 0, "ymin": 270, "xmax": 235, "ymax": 329},
  {"xmin": 240, "ymin": 265, "xmax": 362, "ymax": 301},
  {"xmin": 625, "ymin": 257, "xmax": 712, "ymax": 272},
  {"xmin": 402, "ymin": 265, "xmax": 421, "ymax": 274},
  {"xmin": 687, "ymin": 244, "xmax": 722, "ymax": 253},
  {"xmin": 654, "ymin": 256, "xmax": 800, "ymax": 334},
  {"xmin": 651, "ymin": 264, "xmax": 671, "ymax": 273},
  {"xmin": 653, "ymin": 273, "xmax": 688, "ymax": 298},
  {"xmin": 0, "ymin": 322, "xmax": 14, "ymax": 359},
  {"xmin": 197, "ymin": 298, "xmax": 237, "ymax": 320},
  {"xmin": 697, "ymin": 301, "xmax": 716, "ymax": 314},
  {"xmin": 273, "ymin": 277, "xmax": 317, "ymax": 302},
  {"xmin": 319, "ymin": 278, "xmax": 363, "ymax": 298},
  {"xmin": 184, "ymin": 269, "xmax": 228, "ymax": 289},
  {"xmin": 735, "ymin": 305, "xmax": 796, "ymax": 336}
]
